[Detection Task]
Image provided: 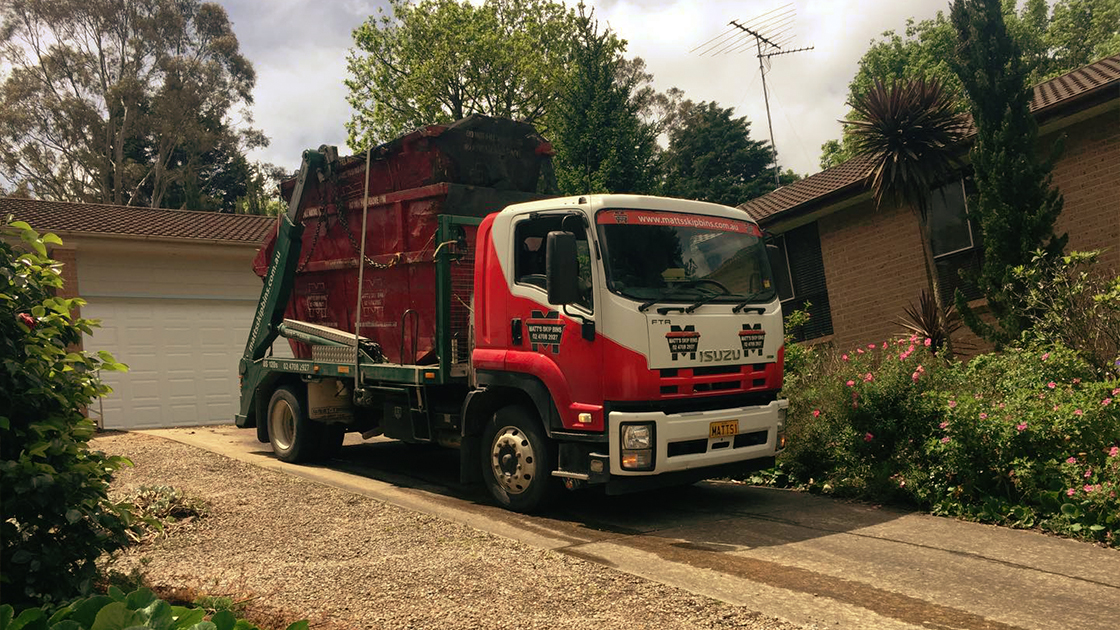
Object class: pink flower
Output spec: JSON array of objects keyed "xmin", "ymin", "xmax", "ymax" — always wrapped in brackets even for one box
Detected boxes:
[
  {"xmin": 17, "ymin": 313, "xmax": 35, "ymax": 330},
  {"xmin": 1016, "ymin": 423, "xmax": 1027, "ymax": 431},
  {"xmin": 941, "ymin": 436, "xmax": 951, "ymax": 444},
  {"xmin": 915, "ymin": 365, "xmax": 925, "ymax": 373},
  {"xmin": 864, "ymin": 372, "xmax": 874, "ymax": 382},
  {"xmin": 881, "ymin": 342, "xmax": 888, "ymax": 349},
  {"xmin": 1084, "ymin": 469, "xmax": 1093, "ymax": 478},
  {"xmin": 908, "ymin": 344, "xmax": 916, "ymax": 353},
  {"xmin": 998, "ymin": 403, "xmax": 1005, "ymax": 409},
  {"xmin": 846, "ymin": 380, "xmax": 855, "ymax": 387},
  {"xmin": 1109, "ymin": 447, "xmax": 1119, "ymax": 458},
  {"xmin": 1113, "ymin": 388, "xmax": 1120, "ymax": 396},
  {"xmin": 898, "ymin": 479, "xmax": 906, "ymax": 488},
  {"xmin": 1084, "ymin": 484, "xmax": 1094, "ymax": 493},
  {"xmin": 910, "ymin": 335, "xmax": 918, "ymax": 343},
  {"xmin": 1066, "ymin": 456, "xmax": 1078, "ymax": 464},
  {"xmin": 1047, "ymin": 382, "xmax": 1056, "ymax": 389},
  {"xmin": 842, "ymin": 354, "xmax": 849, "ymax": 361},
  {"xmin": 979, "ymin": 413, "xmax": 988, "ymax": 420},
  {"xmin": 857, "ymin": 348, "xmax": 865, "ymax": 355},
  {"xmin": 899, "ymin": 352, "xmax": 908, "ymax": 361},
  {"xmin": 1067, "ymin": 488, "xmax": 1076, "ymax": 497},
  {"xmin": 974, "ymin": 393, "xmax": 983, "ymax": 400},
  {"xmin": 939, "ymin": 422, "xmax": 949, "ymax": 429},
  {"xmin": 1072, "ymin": 378, "xmax": 1081, "ymax": 385},
  {"xmin": 912, "ymin": 372, "xmax": 920, "ymax": 382},
  {"xmin": 868, "ymin": 343, "xmax": 876, "ymax": 350},
  {"xmin": 1039, "ymin": 393, "xmax": 1046, "ymax": 399},
  {"xmin": 948, "ymin": 400, "xmax": 957, "ymax": 409},
  {"xmin": 812, "ymin": 409, "xmax": 821, "ymax": 418},
  {"xmin": 1053, "ymin": 405, "xmax": 1060, "ymax": 411},
  {"xmin": 864, "ymin": 432, "xmax": 874, "ymax": 442},
  {"xmin": 852, "ymin": 402, "xmax": 859, "ymax": 409},
  {"xmin": 924, "ymin": 338, "xmax": 932, "ymax": 347},
  {"xmin": 1074, "ymin": 409, "xmax": 1083, "ymax": 416},
  {"xmin": 1041, "ymin": 352, "xmax": 1050, "ymax": 361},
  {"xmin": 1102, "ymin": 398, "xmax": 1112, "ymax": 406}
]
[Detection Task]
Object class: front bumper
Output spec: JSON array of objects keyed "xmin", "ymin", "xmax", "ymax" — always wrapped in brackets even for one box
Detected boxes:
[{"xmin": 607, "ymin": 399, "xmax": 787, "ymax": 476}]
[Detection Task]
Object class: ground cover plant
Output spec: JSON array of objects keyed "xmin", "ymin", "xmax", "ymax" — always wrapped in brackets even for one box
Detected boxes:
[{"xmin": 772, "ymin": 328, "xmax": 1119, "ymax": 545}]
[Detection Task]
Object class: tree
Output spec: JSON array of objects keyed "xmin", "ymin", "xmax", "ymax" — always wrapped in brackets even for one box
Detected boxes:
[
  {"xmin": 548, "ymin": 7, "xmax": 656, "ymax": 195},
  {"xmin": 950, "ymin": 0, "xmax": 1068, "ymax": 345},
  {"xmin": 821, "ymin": 0, "xmax": 1120, "ymax": 169},
  {"xmin": 236, "ymin": 162, "xmax": 290, "ymax": 216},
  {"xmin": 0, "ymin": 0, "xmax": 262, "ymax": 210},
  {"xmin": 345, "ymin": 0, "xmax": 577, "ymax": 150},
  {"xmin": 844, "ymin": 78, "xmax": 969, "ymax": 352},
  {"xmin": 661, "ymin": 101, "xmax": 790, "ymax": 207}
]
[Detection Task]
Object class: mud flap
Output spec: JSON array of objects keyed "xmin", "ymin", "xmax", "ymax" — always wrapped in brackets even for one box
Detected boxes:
[{"xmin": 459, "ymin": 433, "xmax": 482, "ymax": 484}]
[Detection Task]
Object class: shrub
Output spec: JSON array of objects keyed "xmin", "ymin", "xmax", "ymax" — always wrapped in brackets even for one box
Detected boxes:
[
  {"xmin": 0, "ymin": 587, "xmax": 309, "ymax": 630},
  {"xmin": 120, "ymin": 486, "xmax": 209, "ymax": 542},
  {"xmin": 1011, "ymin": 250, "xmax": 1120, "ymax": 378},
  {"xmin": 0, "ymin": 220, "xmax": 133, "ymax": 608}
]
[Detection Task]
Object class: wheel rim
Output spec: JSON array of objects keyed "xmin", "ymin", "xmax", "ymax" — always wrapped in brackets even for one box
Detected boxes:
[
  {"xmin": 489, "ymin": 426, "xmax": 537, "ymax": 495},
  {"xmin": 269, "ymin": 398, "xmax": 296, "ymax": 451}
]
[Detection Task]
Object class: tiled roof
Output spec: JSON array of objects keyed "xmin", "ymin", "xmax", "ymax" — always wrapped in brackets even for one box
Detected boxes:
[
  {"xmin": 742, "ymin": 54, "xmax": 1120, "ymax": 225},
  {"xmin": 0, "ymin": 197, "xmax": 276, "ymax": 244}
]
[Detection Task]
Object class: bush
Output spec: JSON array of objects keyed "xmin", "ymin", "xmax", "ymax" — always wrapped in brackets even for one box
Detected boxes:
[
  {"xmin": 0, "ymin": 220, "xmax": 133, "ymax": 608},
  {"xmin": 0, "ymin": 587, "xmax": 309, "ymax": 630},
  {"xmin": 777, "ymin": 336, "xmax": 1120, "ymax": 545}
]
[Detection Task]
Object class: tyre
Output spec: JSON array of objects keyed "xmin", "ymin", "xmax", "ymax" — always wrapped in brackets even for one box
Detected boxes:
[
  {"xmin": 480, "ymin": 404, "xmax": 555, "ymax": 512},
  {"xmin": 267, "ymin": 385, "xmax": 319, "ymax": 463}
]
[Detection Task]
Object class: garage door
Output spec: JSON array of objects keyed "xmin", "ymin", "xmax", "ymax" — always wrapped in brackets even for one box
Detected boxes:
[{"xmin": 83, "ymin": 298, "xmax": 262, "ymax": 429}]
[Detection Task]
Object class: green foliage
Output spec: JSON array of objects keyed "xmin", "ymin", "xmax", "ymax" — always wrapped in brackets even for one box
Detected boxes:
[
  {"xmin": 0, "ymin": 587, "xmax": 309, "ymax": 630},
  {"xmin": 820, "ymin": 0, "xmax": 1120, "ymax": 169},
  {"xmin": 234, "ymin": 163, "xmax": 290, "ymax": 217},
  {"xmin": 345, "ymin": 0, "xmax": 577, "ymax": 149},
  {"xmin": 120, "ymin": 485, "xmax": 209, "ymax": 542},
  {"xmin": 549, "ymin": 6, "xmax": 657, "ymax": 195},
  {"xmin": 0, "ymin": 219, "xmax": 133, "ymax": 609},
  {"xmin": 950, "ymin": 0, "xmax": 1069, "ymax": 346},
  {"xmin": 0, "ymin": 0, "xmax": 264, "ymax": 210},
  {"xmin": 660, "ymin": 102, "xmax": 789, "ymax": 207},
  {"xmin": 775, "ymin": 338, "xmax": 1120, "ymax": 545},
  {"xmin": 1011, "ymin": 250, "xmax": 1120, "ymax": 378}
]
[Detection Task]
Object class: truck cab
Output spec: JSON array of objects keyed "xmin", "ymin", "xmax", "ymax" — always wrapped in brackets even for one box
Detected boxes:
[{"xmin": 467, "ymin": 195, "xmax": 788, "ymax": 510}]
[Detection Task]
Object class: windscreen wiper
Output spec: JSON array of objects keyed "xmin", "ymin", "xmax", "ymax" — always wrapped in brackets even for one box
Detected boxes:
[
  {"xmin": 639, "ymin": 286, "xmax": 713, "ymax": 313},
  {"xmin": 685, "ymin": 291, "xmax": 734, "ymax": 313},
  {"xmin": 732, "ymin": 292, "xmax": 772, "ymax": 314}
]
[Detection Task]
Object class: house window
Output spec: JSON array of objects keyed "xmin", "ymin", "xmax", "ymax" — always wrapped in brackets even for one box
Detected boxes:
[
  {"xmin": 928, "ymin": 178, "xmax": 983, "ymax": 303},
  {"xmin": 773, "ymin": 223, "xmax": 833, "ymax": 341}
]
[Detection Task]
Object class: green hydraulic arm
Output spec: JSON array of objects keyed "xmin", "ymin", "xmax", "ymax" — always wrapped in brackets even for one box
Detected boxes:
[{"xmin": 236, "ymin": 145, "xmax": 338, "ymax": 428}]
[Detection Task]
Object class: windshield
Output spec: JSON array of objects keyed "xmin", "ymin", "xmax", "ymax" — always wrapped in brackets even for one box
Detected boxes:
[{"xmin": 597, "ymin": 209, "xmax": 776, "ymax": 305}]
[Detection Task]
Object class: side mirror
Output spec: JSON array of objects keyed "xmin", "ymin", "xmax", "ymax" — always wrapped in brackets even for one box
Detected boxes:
[{"xmin": 546, "ymin": 231, "xmax": 580, "ymax": 305}]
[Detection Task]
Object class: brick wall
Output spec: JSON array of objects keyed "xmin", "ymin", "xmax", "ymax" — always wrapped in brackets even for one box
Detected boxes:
[
  {"xmin": 1046, "ymin": 109, "xmax": 1120, "ymax": 273},
  {"xmin": 817, "ymin": 199, "xmax": 929, "ymax": 352}
]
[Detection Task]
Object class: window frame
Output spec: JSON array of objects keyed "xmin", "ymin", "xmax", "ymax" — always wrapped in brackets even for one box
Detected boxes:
[
  {"xmin": 771, "ymin": 234, "xmax": 797, "ymax": 305},
  {"xmin": 929, "ymin": 178, "xmax": 976, "ymax": 261}
]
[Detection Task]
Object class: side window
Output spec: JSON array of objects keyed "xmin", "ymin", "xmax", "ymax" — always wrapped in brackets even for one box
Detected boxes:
[{"xmin": 514, "ymin": 216, "xmax": 594, "ymax": 312}]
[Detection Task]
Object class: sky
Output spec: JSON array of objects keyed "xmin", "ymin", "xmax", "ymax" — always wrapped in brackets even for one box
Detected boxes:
[{"xmin": 224, "ymin": 0, "xmax": 959, "ymax": 179}]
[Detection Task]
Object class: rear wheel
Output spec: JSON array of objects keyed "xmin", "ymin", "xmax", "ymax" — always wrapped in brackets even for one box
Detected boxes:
[
  {"xmin": 481, "ymin": 404, "xmax": 555, "ymax": 513},
  {"xmin": 268, "ymin": 386, "xmax": 319, "ymax": 463}
]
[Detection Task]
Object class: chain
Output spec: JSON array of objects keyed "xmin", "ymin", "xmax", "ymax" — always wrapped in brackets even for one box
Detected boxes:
[
  {"xmin": 295, "ymin": 211, "xmax": 327, "ymax": 273},
  {"xmin": 335, "ymin": 196, "xmax": 400, "ymax": 270}
]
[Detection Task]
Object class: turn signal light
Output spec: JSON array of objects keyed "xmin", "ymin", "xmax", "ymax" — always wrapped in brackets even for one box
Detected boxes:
[{"xmin": 621, "ymin": 450, "xmax": 652, "ymax": 470}]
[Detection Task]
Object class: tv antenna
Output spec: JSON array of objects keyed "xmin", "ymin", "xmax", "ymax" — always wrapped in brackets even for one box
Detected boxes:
[{"xmin": 693, "ymin": 5, "xmax": 814, "ymax": 186}]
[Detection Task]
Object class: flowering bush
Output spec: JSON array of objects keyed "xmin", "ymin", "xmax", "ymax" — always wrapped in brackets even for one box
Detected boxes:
[{"xmin": 775, "ymin": 336, "xmax": 1120, "ymax": 545}]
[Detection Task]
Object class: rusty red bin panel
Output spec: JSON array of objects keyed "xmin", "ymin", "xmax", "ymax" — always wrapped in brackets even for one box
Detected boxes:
[{"xmin": 254, "ymin": 115, "xmax": 554, "ymax": 364}]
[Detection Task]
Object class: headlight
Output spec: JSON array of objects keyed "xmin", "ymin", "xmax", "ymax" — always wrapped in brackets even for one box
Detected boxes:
[
  {"xmin": 621, "ymin": 423, "xmax": 655, "ymax": 471},
  {"xmin": 622, "ymin": 424, "xmax": 653, "ymax": 449}
]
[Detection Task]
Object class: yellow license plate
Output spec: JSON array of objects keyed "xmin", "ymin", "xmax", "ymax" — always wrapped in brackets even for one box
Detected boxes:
[{"xmin": 709, "ymin": 420, "xmax": 739, "ymax": 439}]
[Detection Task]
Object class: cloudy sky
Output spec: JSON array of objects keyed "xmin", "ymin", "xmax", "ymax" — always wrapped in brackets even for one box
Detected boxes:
[{"xmin": 224, "ymin": 0, "xmax": 957, "ymax": 178}]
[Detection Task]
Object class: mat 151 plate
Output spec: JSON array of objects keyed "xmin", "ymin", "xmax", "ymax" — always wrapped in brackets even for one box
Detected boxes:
[{"xmin": 709, "ymin": 419, "xmax": 738, "ymax": 439}]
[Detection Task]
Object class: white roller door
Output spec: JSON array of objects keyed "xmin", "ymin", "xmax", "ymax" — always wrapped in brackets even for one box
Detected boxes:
[{"xmin": 76, "ymin": 240, "xmax": 293, "ymax": 430}]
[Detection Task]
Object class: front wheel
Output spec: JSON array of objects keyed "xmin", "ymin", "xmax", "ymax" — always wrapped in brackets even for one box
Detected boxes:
[{"xmin": 480, "ymin": 405, "xmax": 555, "ymax": 513}]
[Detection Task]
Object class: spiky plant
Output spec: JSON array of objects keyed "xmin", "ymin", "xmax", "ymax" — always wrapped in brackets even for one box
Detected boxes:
[{"xmin": 845, "ymin": 78, "xmax": 969, "ymax": 355}]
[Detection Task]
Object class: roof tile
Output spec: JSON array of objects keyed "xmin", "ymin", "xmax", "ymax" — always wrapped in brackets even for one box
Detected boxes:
[{"xmin": 0, "ymin": 197, "xmax": 276, "ymax": 244}]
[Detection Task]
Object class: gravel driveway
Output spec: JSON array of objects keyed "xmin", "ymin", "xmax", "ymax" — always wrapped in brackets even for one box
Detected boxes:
[{"xmin": 95, "ymin": 432, "xmax": 809, "ymax": 630}]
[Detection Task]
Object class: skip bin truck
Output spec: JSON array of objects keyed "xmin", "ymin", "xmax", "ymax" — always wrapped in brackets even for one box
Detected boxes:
[{"xmin": 237, "ymin": 115, "xmax": 788, "ymax": 512}]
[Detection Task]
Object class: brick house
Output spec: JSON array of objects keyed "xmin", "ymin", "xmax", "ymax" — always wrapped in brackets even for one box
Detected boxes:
[
  {"xmin": 740, "ymin": 55, "xmax": 1120, "ymax": 354},
  {"xmin": 1, "ymin": 198, "xmax": 287, "ymax": 429}
]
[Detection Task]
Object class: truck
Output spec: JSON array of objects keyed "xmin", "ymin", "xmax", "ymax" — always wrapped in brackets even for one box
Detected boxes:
[{"xmin": 237, "ymin": 115, "xmax": 788, "ymax": 512}]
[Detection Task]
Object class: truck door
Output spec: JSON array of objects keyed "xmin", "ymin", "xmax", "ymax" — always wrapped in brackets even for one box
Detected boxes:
[{"xmin": 506, "ymin": 212, "xmax": 604, "ymax": 432}]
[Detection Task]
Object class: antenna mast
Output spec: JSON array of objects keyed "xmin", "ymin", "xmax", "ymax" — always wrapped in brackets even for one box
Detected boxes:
[{"xmin": 698, "ymin": 6, "xmax": 814, "ymax": 187}]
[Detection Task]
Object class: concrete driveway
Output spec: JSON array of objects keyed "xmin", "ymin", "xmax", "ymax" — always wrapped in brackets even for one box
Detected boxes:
[{"xmin": 144, "ymin": 426, "xmax": 1120, "ymax": 630}]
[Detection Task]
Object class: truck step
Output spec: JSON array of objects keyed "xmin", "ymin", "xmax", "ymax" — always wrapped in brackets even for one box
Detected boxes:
[{"xmin": 282, "ymin": 319, "xmax": 368, "ymax": 347}]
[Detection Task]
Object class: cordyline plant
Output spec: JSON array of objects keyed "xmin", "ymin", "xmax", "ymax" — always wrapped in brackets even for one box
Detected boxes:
[
  {"xmin": 0, "ymin": 218, "xmax": 133, "ymax": 609},
  {"xmin": 844, "ymin": 77, "xmax": 969, "ymax": 355}
]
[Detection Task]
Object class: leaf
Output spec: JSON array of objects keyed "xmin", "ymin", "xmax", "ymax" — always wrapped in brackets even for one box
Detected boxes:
[
  {"xmin": 209, "ymin": 611, "xmax": 235, "ymax": 630},
  {"xmin": 65, "ymin": 508, "xmax": 82, "ymax": 524},
  {"xmin": 134, "ymin": 601, "xmax": 173, "ymax": 630},
  {"xmin": 42, "ymin": 233, "xmax": 63, "ymax": 246},
  {"xmin": 169, "ymin": 608, "xmax": 205, "ymax": 630},
  {"xmin": 69, "ymin": 596, "xmax": 113, "ymax": 627},
  {"xmin": 183, "ymin": 622, "xmax": 217, "ymax": 630},
  {"xmin": 7, "ymin": 608, "xmax": 45, "ymax": 630},
  {"xmin": 9, "ymin": 221, "xmax": 32, "ymax": 232},
  {"xmin": 125, "ymin": 589, "xmax": 156, "ymax": 611},
  {"xmin": 48, "ymin": 622, "xmax": 82, "ymax": 630},
  {"xmin": 1088, "ymin": 524, "xmax": 1105, "ymax": 532},
  {"xmin": 1060, "ymin": 502, "xmax": 1081, "ymax": 518},
  {"xmin": 0, "ymin": 606, "xmax": 13, "ymax": 630},
  {"xmin": 107, "ymin": 586, "xmax": 126, "ymax": 602},
  {"xmin": 282, "ymin": 623, "xmax": 310, "ymax": 630},
  {"xmin": 90, "ymin": 602, "xmax": 133, "ymax": 630}
]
